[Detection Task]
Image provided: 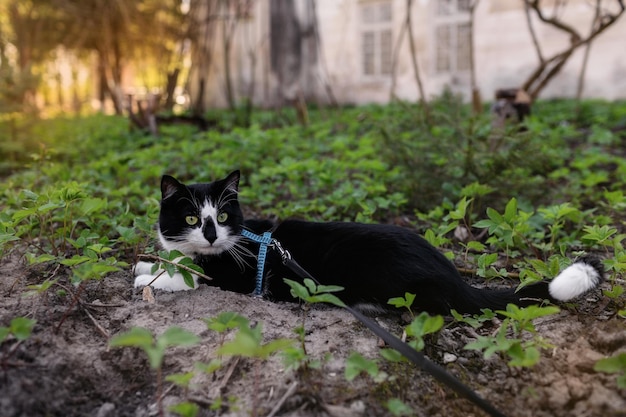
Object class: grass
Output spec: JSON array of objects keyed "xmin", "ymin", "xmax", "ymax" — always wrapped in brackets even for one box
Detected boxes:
[
  {"xmin": 1, "ymin": 97, "xmax": 626, "ymax": 408},
  {"xmin": 2, "ymin": 97, "xmax": 625, "ymax": 313}
]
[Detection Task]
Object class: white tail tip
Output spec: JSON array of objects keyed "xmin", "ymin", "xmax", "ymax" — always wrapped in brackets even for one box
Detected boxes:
[{"xmin": 549, "ymin": 257, "xmax": 604, "ymax": 301}]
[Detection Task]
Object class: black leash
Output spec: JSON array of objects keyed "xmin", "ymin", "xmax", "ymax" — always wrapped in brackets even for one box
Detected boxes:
[{"xmin": 269, "ymin": 238, "xmax": 508, "ymax": 417}]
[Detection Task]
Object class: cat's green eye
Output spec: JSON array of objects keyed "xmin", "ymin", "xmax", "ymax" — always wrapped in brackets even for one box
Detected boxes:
[
  {"xmin": 217, "ymin": 212, "xmax": 228, "ymax": 223},
  {"xmin": 185, "ymin": 215, "xmax": 199, "ymax": 226}
]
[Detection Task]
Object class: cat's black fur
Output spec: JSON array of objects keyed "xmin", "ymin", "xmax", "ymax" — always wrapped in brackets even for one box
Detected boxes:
[{"xmin": 148, "ymin": 171, "xmax": 604, "ymax": 315}]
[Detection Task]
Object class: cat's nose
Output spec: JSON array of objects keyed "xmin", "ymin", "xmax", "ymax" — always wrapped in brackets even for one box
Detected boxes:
[{"xmin": 202, "ymin": 221, "xmax": 218, "ymax": 244}]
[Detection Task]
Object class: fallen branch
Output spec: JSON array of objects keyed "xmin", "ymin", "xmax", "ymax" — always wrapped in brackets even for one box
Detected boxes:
[
  {"xmin": 267, "ymin": 381, "xmax": 299, "ymax": 417},
  {"xmin": 54, "ymin": 282, "xmax": 86, "ymax": 334},
  {"xmin": 54, "ymin": 282, "xmax": 110, "ymax": 339}
]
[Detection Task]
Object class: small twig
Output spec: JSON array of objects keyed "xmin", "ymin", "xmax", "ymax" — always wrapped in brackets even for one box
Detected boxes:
[
  {"xmin": 81, "ymin": 306, "xmax": 110, "ymax": 339},
  {"xmin": 137, "ymin": 254, "xmax": 213, "ymax": 281},
  {"xmin": 55, "ymin": 282, "xmax": 85, "ymax": 334},
  {"xmin": 188, "ymin": 395, "xmax": 215, "ymax": 408},
  {"xmin": 54, "ymin": 282, "xmax": 111, "ymax": 339},
  {"xmin": 218, "ymin": 356, "xmax": 240, "ymax": 392},
  {"xmin": 158, "ymin": 384, "xmax": 176, "ymax": 402},
  {"xmin": 83, "ymin": 302, "xmax": 126, "ymax": 308},
  {"xmin": 6, "ymin": 274, "xmax": 23, "ymax": 297},
  {"xmin": 266, "ymin": 381, "xmax": 299, "ymax": 417},
  {"xmin": 457, "ymin": 267, "xmax": 521, "ymax": 280}
]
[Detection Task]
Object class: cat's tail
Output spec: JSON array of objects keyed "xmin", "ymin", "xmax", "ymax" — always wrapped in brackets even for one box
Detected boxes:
[
  {"xmin": 546, "ymin": 255, "xmax": 605, "ymax": 302},
  {"xmin": 457, "ymin": 256, "xmax": 605, "ymax": 314}
]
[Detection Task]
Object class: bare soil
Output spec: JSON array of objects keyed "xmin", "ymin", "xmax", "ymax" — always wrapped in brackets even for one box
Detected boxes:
[{"xmin": 1, "ymin": 255, "xmax": 625, "ymax": 417}]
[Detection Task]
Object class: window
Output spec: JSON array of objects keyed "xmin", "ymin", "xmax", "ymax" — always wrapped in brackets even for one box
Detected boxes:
[
  {"xmin": 360, "ymin": 1, "xmax": 392, "ymax": 77},
  {"xmin": 434, "ymin": 0, "xmax": 471, "ymax": 74}
]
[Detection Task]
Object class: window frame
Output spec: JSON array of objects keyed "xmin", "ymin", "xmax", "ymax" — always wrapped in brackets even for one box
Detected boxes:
[
  {"xmin": 359, "ymin": 1, "xmax": 393, "ymax": 78},
  {"xmin": 433, "ymin": 0, "xmax": 471, "ymax": 75}
]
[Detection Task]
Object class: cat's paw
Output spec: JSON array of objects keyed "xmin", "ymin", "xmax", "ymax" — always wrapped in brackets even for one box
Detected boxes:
[
  {"xmin": 134, "ymin": 261, "xmax": 155, "ymax": 276},
  {"xmin": 134, "ymin": 272, "xmax": 199, "ymax": 291},
  {"xmin": 134, "ymin": 274, "xmax": 158, "ymax": 288},
  {"xmin": 133, "ymin": 259, "xmax": 200, "ymax": 291}
]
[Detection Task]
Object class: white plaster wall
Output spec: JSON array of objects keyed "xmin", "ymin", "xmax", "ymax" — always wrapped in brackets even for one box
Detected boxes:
[
  {"xmin": 189, "ymin": 0, "xmax": 626, "ymax": 108},
  {"xmin": 316, "ymin": 0, "xmax": 626, "ymax": 104}
]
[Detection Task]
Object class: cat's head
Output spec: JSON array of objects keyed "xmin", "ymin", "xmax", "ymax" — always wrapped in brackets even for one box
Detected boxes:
[{"xmin": 157, "ymin": 171, "xmax": 244, "ymax": 256}]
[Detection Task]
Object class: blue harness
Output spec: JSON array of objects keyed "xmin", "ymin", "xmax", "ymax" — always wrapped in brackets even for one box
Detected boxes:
[{"xmin": 240, "ymin": 229, "xmax": 273, "ymax": 296}]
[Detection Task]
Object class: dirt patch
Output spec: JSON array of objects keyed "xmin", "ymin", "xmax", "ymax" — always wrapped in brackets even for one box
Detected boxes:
[{"xmin": 1, "ymin": 257, "xmax": 625, "ymax": 417}]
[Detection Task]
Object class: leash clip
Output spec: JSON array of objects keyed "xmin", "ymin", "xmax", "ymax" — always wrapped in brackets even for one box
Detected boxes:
[{"xmin": 270, "ymin": 238, "xmax": 291, "ymax": 265}]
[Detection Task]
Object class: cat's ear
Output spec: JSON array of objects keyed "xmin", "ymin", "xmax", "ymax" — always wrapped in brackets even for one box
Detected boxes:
[
  {"xmin": 161, "ymin": 175, "xmax": 183, "ymax": 200},
  {"xmin": 223, "ymin": 170, "xmax": 240, "ymax": 194}
]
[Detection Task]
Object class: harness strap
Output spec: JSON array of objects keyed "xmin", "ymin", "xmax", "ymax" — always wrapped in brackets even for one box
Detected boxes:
[
  {"xmin": 239, "ymin": 232, "xmax": 506, "ymax": 416},
  {"xmin": 273, "ymin": 239, "xmax": 508, "ymax": 417},
  {"xmin": 240, "ymin": 229, "xmax": 273, "ymax": 296}
]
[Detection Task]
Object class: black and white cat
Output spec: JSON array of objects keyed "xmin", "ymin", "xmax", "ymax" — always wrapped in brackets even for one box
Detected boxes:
[{"xmin": 134, "ymin": 171, "xmax": 604, "ymax": 314}]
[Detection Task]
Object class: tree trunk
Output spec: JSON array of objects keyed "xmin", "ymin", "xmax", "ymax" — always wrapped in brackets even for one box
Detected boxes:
[
  {"xmin": 221, "ymin": 0, "xmax": 237, "ymax": 110},
  {"xmin": 270, "ymin": 0, "xmax": 302, "ymax": 103},
  {"xmin": 405, "ymin": 0, "xmax": 430, "ymax": 119},
  {"xmin": 469, "ymin": 0, "xmax": 482, "ymax": 114},
  {"xmin": 164, "ymin": 68, "xmax": 180, "ymax": 112}
]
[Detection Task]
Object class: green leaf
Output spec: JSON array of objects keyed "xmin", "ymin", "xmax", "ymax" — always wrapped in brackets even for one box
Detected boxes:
[
  {"xmin": 216, "ymin": 322, "xmax": 292, "ymax": 359},
  {"xmin": 164, "ymin": 262, "xmax": 177, "ymax": 277},
  {"xmin": 386, "ymin": 398, "xmax": 413, "ymax": 417},
  {"xmin": 448, "ymin": 196, "xmax": 470, "ymax": 220},
  {"xmin": 303, "ymin": 278, "xmax": 317, "ymax": 294},
  {"xmin": 158, "ymin": 327, "xmax": 200, "ymax": 348},
  {"xmin": 12, "ymin": 207, "xmax": 38, "ymax": 222},
  {"xmin": 388, "ymin": 292, "xmax": 416, "ymax": 310},
  {"xmin": 109, "ymin": 327, "xmax": 154, "ymax": 350},
  {"xmin": 26, "ymin": 253, "xmax": 57, "ymax": 265},
  {"xmin": 603, "ymin": 285, "xmax": 624, "ymax": 299},
  {"xmin": 406, "ymin": 312, "xmax": 444, "ymax": 338},
  {"xmin": 60, "ymin": 255, "xmax": 91, "ymax": 266},
  {"xmin": 168, "ymin": 401, "xmax": 199, "ymax": 417},
  {"xmin": 345, "ymin": 352, "xmax": 379, "ymax": 381},
  {"xmin": 0, "ymin": 327, "xmax": 10, "ymax": 343},
  {"xmin": 308, "ymin": 293, "xmax": 346, "ymax": 307},
  {"xmin": 195, "ymin": 359, "xmax": 223, "ymax": 374},
  {"xmin": 507, "ymin": 343, "xmax": 540, "ymax": 367},
  {"xmin": 10, "ymin": 317, "xmax": 36, "ymax": 341},
  {"xmin": 465, "ymin": 241, "xmax": 486, "ymax": 251},
  {"xmin": 180, "ymin": 270, "xmax": 195, "ymax": 288},
  {"xmin": 503, "ymin": 198, "xmax": 518, "ymax": 222},
  {"xmin": 80, "ymin": 198, "xmax": 107, "ymax": 215},
  {"xmin": 165, "ymin": 371, "xmax": 195, "ymax": 387},
  {"xmin": 203, "ymin": 312, "xmax": 249, "ymax": 333},
  {"xmin": 26, "ymin": 278, "xmax": 58, "ymax": 294},
  {"xmin": 284, "ymin": 278, "xmax": 345, "ymax": 306},
  {"xmin": 594, "ymin": 353, "xmax": 626, "ymax": 374},
  {"xmin": 0, "ymin": 233, "xmax": 21, "ymax": 246},
  {"xmin": 284, "ymin": 279, "xmax": 311, "ymax": 300},
  {"xmin": 110, "ymin": 327, "xmax": 198, "ymax": 370},
  {"xmin": 379, "ymin": 348, "xmax": 405, "ymax": 363},
  {"xmin": 314, "ymin": 283, "xmax": 345, "ymax": 293}
]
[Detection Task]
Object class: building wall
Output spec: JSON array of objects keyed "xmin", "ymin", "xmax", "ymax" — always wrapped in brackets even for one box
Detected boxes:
[{"xmin": 188, "ymin": 0, "xmax": 626, "ymax": 108}]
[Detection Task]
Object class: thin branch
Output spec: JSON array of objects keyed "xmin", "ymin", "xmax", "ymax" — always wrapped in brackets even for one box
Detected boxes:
[
  {"xmin": 82, "ymin": 306, "xmax": 110, "ymax": 339},
  {"xmin": 310, "ymin": 0, "xmax": 338, "ymax": 107},
  {"xmin": 525, "ymin": 0, "xmax": 581, "ymax": 42},
  {"xmin": 389, "ymin": 13, "xmax": 408, "ymax": 101},
  {"xmin": 469, "ymin": 0, "xmax": 482, "ymax": 114},
  {"xmin": 524, "ymin": 0, "xmax": 544, "ymax": 64},
  {"xmin": 522, "ymin": 0, "xmax": 625, "ymax": 99},
  {"xmin": 405, "ymin": 0, "xmax": 430, "ymax": 119},
  {"xmin": 137, "ymin": 254, "xmax": 213, "ymax": 281},
  {"xmin": 576, "ymin": 0, "xmax": 602, "ymax": 100},
  {"xmin": 267, "ymin": 381, "xmax": 299, "ymax": 417}
]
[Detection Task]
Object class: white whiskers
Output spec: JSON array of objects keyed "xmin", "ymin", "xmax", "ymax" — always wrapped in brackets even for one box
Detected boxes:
[{"xmin": 227, "ymin": 237, "xmax": 256, "ymax": 272}]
